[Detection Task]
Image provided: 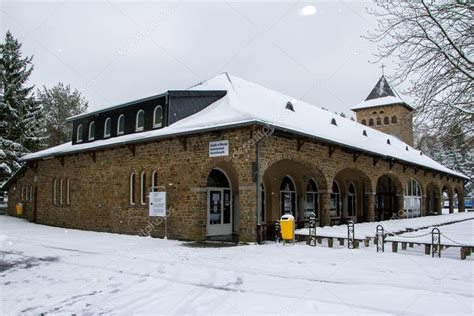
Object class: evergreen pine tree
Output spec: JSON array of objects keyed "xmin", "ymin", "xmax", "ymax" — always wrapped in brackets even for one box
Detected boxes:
[{"xmin": 0, "ymin": 30, "xmax": 43, "ymax": 185}]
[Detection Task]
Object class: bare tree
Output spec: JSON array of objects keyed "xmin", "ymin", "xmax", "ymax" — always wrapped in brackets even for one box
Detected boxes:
[{"xmin": 365, "ymin": 1, "xmax": 473, "ymax": 142}]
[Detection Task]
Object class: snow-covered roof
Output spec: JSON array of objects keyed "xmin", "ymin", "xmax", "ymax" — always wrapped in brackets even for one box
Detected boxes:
[
  {"xmin": 351, "ymin": 76, "xmax": 413, "ymax": 111},
  {"xmin": 20, "ymin": 73, "xmax": 467, "ymax": 180}
]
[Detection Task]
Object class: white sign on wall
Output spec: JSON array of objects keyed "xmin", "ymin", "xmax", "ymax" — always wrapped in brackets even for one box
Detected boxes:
[
  {"xmin": 209, "ymin": 140, "xmax": 229, "ymax": 157},
  {"xmin": 149, "ymin": 191, "xmax": 167, "ymax": 217}
]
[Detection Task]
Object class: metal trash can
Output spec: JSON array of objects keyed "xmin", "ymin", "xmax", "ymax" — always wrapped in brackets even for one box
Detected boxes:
[{"xmin": 280, "ymin": 213, "xmax": 295, "ymax": 242}]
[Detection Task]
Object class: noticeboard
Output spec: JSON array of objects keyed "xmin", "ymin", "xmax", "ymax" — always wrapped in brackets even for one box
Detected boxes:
[{"xmin": 149, "ymin": 191, "xmax": 167, "ymax": 217}]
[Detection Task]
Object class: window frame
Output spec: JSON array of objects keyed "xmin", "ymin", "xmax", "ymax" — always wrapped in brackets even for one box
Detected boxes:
[
  {"xmin": 153, "ymin": 105, "xmax": 163, "ymax": 128},
  {"xmin": 88, "ymin": 121, "xmax": 96, "ymax": 141},
  {"xmin": 136, "ymin": 110, "xmax": 145, "ymax": 132},
  {"xmin": 53, "ymin": 179, "xmax": 57, "ymax": 205},
  {"xmin": 66, "ymin": 178, "xmax": 71, "ymax": 205},
  {"xmin": 77, "ymin": 124, "xmax": 83, "ymax": 143},
  {"xmin": 59, "ymin": 178, "xmax": 64, "ymax": 205},
  {"xmin": 305, "ymin": 179, "xmax": 319, "ymax": 219},
  {"xmin": 151, "ymin": 170, "xmax": 158, "ymax": 192},
  {"xmin": 368, "ymin": 118, "xmax": 374, "ymax": 126},
  {"xmin": 117, "ymin": 114, "xmax": 125, "ymax": 135},
  {"xmin": 104, "ymin": 117, "xmax": 112, "ymax": 138},
  {"xmin": 140, "ymin": 171, "xmax": 147, "ymax": 205},
  {"xmin": 130, "ymin": 173, "xmax": 136, "ymax": 205}
]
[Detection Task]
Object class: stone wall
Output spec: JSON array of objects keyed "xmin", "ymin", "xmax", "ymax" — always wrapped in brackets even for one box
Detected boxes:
[
  {"xmin": 354, "ymin": 104, "xmax": 414, "ymax": 146},
  {"xmin": 7, "ymin": 128, "xmax": 258, "ymax": 241},
  {"xmin": 6, "ymin": 125, "xmax": 464, "ymax": 242}
]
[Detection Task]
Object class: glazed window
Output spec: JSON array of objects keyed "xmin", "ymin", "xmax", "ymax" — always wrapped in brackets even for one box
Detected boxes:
[
  {"xmin": 361, "ymin": 119, "xmax": 367, "ymax": 125},
  {"xmin": 376, "ymin": 117, "xmax": 382, "ymax": 126},
  {"xmin": 305, "ymin": 179, "xmax": 319, "ymax": 219},
  {"xmin": 59, "ymin": 178, "xmax": 64, "ymax": 205},
  {"xmin": 88, "ymin": 121, "xmax": 96, "ymax": 140},
  {"xmin": 140, "ymin": 171, "xmax": 146, "ymax": 205},
  {"xmin": 384, "ymin": 117, "xmax": 389, "ymax": 125},
  {"xmin": 130, "ymin": 173, "xmax": 136, "ymax": 205},
  {"xmin": 66, "ymin": 178, "xmax": 71, "ymax": 205},
  {"xmin": 77, "ymin": 124, "xmax": 83, "ymax": 142},
  {"xmin": 330, "ymin": 181, "xmax": 341, "ymax": 218},
  {"xmin": 136, "ymin": 110, "xmax": 145, "ymax": 131},
  {"xmin": 117, "ymin": 114, "xmax": 125, "ymax": 135},
  {"xmin": 29, "ymin": 185, "xmax": 34, "ymax": 201},
  {"xmin": 53, "ymin": 179, "xmax": 58, "ymax": 205},
  {"xmin": 151, "ymin": 170, "xmax": 158, "ymax": 192},
  {"xmin": 347, "ymin": 183, "xmax": 356, "ymax": 217},
  {"xmin": 369, "ymin": 118, "xmax": 374, "ymax": 126},
  {"xmin": 104, "ymin": 117, "xmax": 112, "ymax": 138},
  {"xmin": 391, "ymin": 116, "xmax": 397, "ymax": 124},
  {"xmin": 153, "ymin": 106, "xmax": 163, "ymax": 128}
]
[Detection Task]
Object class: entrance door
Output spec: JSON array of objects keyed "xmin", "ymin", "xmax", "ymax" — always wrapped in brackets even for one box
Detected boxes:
[{"xmin": 207, "ymin": 188, "xmax": 232, "ymax": 236}]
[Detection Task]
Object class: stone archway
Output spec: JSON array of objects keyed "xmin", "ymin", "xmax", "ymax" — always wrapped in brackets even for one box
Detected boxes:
[
  {"xmin": 375, "ymin": 174, "xmax": 403, "ymax": 221},
  {"xmin": 332, "ymin": 168, "xmax": 373, "ymax": 224},
  {"xmin": 200, "ymin": 160, "xmax": 240, "ymax": 240},
  {"xmin": 441, "ymin": 185, "xmax": 453, "ymax": 214},
  {"xmin": 262, "ymin": 159, "xmax": 327, "ymax": 230},
  {"xmin": 426, "ymin": 182, "xmax": 442, "ymax": 215}
]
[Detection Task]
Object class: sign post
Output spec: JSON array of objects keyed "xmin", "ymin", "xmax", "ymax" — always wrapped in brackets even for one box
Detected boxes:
[{"xmin": 149, "ymin": 186, "xmax": 168, "ymax": 239}]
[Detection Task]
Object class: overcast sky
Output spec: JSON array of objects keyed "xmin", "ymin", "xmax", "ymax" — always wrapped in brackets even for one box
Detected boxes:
[{"xmin": 1, "ymin": 0, "xmax": 399, "ymax": 117}]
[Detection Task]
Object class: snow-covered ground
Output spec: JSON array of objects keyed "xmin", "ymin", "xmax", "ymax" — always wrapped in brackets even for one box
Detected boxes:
[
  {"xmin": 296, "ymin": 212, "xmax": 474, "ymax": 240},
  {"xmin": 1, "ymin": 216, "xmax": 473, "ymax": 315}
]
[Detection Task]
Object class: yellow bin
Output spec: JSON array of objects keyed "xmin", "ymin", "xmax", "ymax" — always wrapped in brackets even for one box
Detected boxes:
[
  {"xmin": 280, "ymin": 213, "xmax": 295, "ymax": 241},
  {"xmin": 16, "ymin": 203, "xmax": 23, "ymax": 216}
]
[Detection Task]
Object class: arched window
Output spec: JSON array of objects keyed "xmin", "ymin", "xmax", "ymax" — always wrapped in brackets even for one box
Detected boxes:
[
  {"xmin": 88, "ymin": 121, "xmax": 96, "ymax": 140},
  {"xmin": 347, "ymin": 183, "xmax": 356, "ymax": 218},
  {"xmin": 405, "ymin": 179, "xmax": 422, "ymax": 218},
  {"xmin": 130, "ymin": 173, "xmax": 136, "ymax": 205},
  {"xmin": 391, "ymin": 116, "xmax": 397, "ymax": 124},
  {"xmin": 207, "ymin": 169, "xmax": 232, "ymax": 227},
  {"xmin": 384, "ymin": 117, "xmax": 389, "ymax": 125},
  {"xmin": 153, "ymin": 106, "xmax": 163, "ymax": 128},
  {"xmin": 59, "ymin": 178, "xmax": 64, "ymax": 205},
  {"xmin": 104, "ymin": 117, "xmax": 111, "ymax": 138},
  {"xmin": 280, "ymin": 176, "xmax": 296, "ymax": 217},
  {"xmin": 136, "ymin": 110, "xmax": 145, "ymax": 131},
  {"xmin": 53, "ymin": 179, "xmax": 57, "ymax": 205},
  {"xmin": 376, "ymin": 117, "xmax": 382, "ymax": 125},
  {"xmin": 77, "ymin": 124, "xmax": 83, "ymax": 143},
  {"xmin": 330, "ymin": 181, "xmax": 341, "ymax": 218},
  {"xmin": 25, "ymin": 186, "xmax": 29, "ymax": 201},
  {"xmin": 66, "ymin": 178, "xmax": 71, "ymax": 205},
  {"xmin": 368, "ymin": 118, "xmax": 374, "ymax": 126},
  {"xmin": 305, "ymin": 179, "xmax": 319, "ymax": 219},
  {"xmin": 151, "ymin": 170, "xmax": 158, "ymax": 192},
  {"xmin": 117, "ymin": 114, "xmax": 125, "ymax": 135},
  {"xmin": 140, "ymin": 172, "xmax": 146, "ymax": 205},
  {"xmin": 361, "ymin": 119, "xmax": 367, "ymax": 125}
]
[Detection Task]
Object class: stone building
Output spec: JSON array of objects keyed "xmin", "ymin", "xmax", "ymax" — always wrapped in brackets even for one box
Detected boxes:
[{"xmin": 2, "ymin": 73, "xmax": 467, "ymax": 242}]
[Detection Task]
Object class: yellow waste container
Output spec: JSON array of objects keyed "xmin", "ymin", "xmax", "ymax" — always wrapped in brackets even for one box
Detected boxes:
[
  {"xmin": 16, "ymin": 203, "xmax": 23, "ymax": 216},
  {"xmin": 280, "ymin": 213, "xmax": 295, "ymax": 242}
]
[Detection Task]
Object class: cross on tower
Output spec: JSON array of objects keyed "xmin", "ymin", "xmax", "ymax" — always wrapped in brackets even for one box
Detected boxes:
[{"xmin": 380, "ymin": 63, "xmax": 386, "ymax": 76}]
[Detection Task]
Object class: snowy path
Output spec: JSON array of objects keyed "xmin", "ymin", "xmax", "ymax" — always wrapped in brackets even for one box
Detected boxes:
[
  {"xmin": 296, "ymin": 212, "xmax": 474, "ymax": 240},
  {"xmin": 1, "ymin": 216, "xmax": 473, "ymax": 315}
]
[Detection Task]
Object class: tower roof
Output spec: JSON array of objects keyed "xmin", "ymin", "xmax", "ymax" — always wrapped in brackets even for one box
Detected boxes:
[{"xmin": 351, "ymin": 75, "xmax": 413, "ymax": 111}]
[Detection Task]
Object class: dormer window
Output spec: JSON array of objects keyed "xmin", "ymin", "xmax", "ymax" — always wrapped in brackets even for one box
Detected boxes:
[
  {"xmin": 76, "ymin": 124, "xmax": 83, "ymax": 143},
  {"xmin": 153, "ymin": 106, "xmax": 163, "ymax": 128},
  {"xmin": 286, "ymin": 101, "xmax": 295, "ymax": 112},
  {"xmin": 362, "ymin": 130, "xmax": 367, "ymax": 136},
  {"xmin": 104, "ymin": 117, "xmax": 111, "ymax": 138},
  {"xmin": 387, "ymin": 139, "xmax": 391, "ymax": 145},
  {"xmin": 136, "ymin": 110, "xmax": 144, "ymax": 131},
  {"xmin": 88, "ymin": 121, "xmax": 95, "ymax": 141},
  {"xmin": 117, "ymin": 114, "xmax": 125, "ymax": 135},
  {"xmin": 331, "ymin": 118, "xmax": 337, "ymax": 126}
]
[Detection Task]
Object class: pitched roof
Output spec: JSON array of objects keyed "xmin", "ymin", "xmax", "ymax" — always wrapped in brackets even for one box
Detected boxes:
[
  {"xmin": 19, "ymin": 73, "xmax": 467, "ymax": 180},
  {"xmin": 351, "ymin": 76, "xmax": 413, "ymax": 111}
]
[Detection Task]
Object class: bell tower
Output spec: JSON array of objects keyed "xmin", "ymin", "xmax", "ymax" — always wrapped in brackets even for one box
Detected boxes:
[{"xmin": 351, "ymin": 75, "xmax": 414, "ymax": 146}]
